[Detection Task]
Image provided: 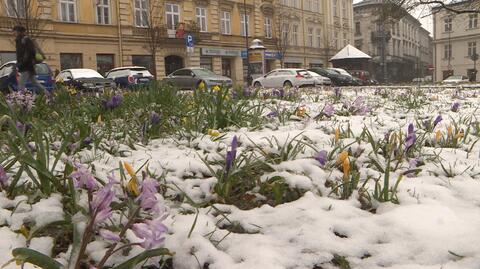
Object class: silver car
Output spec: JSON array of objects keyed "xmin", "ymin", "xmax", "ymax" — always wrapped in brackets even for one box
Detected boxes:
[
  {"xmin": 307, "ymin": 71, "xmax": 331, "ymax": 86},
  {"xmin": 163, "ymin": 67, "xmax": 233, "ymax": 90}
]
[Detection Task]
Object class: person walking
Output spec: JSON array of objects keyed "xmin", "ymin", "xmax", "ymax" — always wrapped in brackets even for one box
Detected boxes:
[{"xmin": 12, "ymin": 25, "xmax": 45, "ymax": 92}]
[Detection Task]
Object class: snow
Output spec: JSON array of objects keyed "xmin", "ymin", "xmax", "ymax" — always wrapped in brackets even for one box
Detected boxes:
[
  {"xmin": 330, "ymin": 44, "xmax": 372, "ymax": 60},
  {"xmin": 2, "ymin": 86, "xmax": 480, "ymax": 268}
]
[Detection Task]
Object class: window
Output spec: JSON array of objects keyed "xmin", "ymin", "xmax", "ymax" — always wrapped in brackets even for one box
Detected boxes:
[
  {"xmin": 468, "ymin": 41, "xmax": 477, "ymax": 57},
  {"xmin": 305, "ymin": 0, "xmax": 311, "ymax": 11},
  {"xmin": 282, "ymin": 23, "xmax": 289, "ymax": 45},
  {"xmin": 5, "ymin": 0, "xmax": 26, "ymax": 17},
  {"xmin": 316, "ymin": 28, "xmax": 321, "ymax": 47},
  {"xmin": 132, "ymin": 55, "xmax": 154, "ymax": 74},
  {"xmin": 293, "ymin": 0, "xmax": 300, "ymax": 8},
  {"xmin": 60, "ymin": 0, "xmax": 76, "ymax": 22},
  {"xmin": 292, "ymin": 24, "xmax": 298, "ymax": 46},
  {"xmin": 220, "ymin": 11, "xmax": 231, "ymax": 35},
  {"xmin": 343, "ymin": 32, "xmax": 348, "ymax": 46},
  {"xmin": 241, "ymin": 14, "xmax": 249, "ymax": 36},
  {"xmin": 195, "ymin": 7, "xmax": 207, "ymax": 32},
  {"xmin": 392, "ymin": 41, "xmax": 396, "ymax": 56},
  {"xmin": 444, "ymin": 44, "xmax": 452, "ymax": 59},
  {"xmin": 134, "ymin": 0, "xmax": 148, "ymax": 27},
  {"xmin": 469, "ymin": 14, "xmax": 478, "ymax": 29},
  {"xmin": 96, "ymin": 54, "xmax": 114, "ymax": 76},
  {"xmin": 355, "ymin": 22, "xmax": 361, "ymax": 35},
  {"xmin": 333, "ymin": 0, "xmax": 338, "ymax": 16},
  {"xmin": 96, "ymin": 0, "xmax": 110, "ymax": 24},
  {"xmin": 200, "ymin": 57, "xmax": 213, "ymax": 70},
  {"xmin": 342, "ymin": 0, "xmax": 347, "ymax": 17},
  {"xmin": 334, "ymin": 32, "xmax": 338, "ymax": 49},
  {"xmin": 444, "ymin": 17, "xmax": 452, "ymax": 32},
  {"xmin": 60, "ymin": 53, "xmax": 82, "ymax": 70},
  {"xmin": 313, "ymin": 0, "xmax": 319, "ymax": 12},
  {"xmin": 307, "ymin": 27, "xmax": 313, "ymax": 47},
  {"xmin": 166, "ymin": 3, "xmax": 180, "ymax": 30},
  {"xmin": 264, "ymin": 17, "xmax": 272, "ymax": 38}
]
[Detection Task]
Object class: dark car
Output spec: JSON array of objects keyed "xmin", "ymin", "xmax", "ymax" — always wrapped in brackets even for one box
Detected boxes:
[
  {"xmin": 0, "ymin": 61, "xmax": 55, "ymax": 92},
  {"xmin": 162, "ymin": 67, "xmax": 233, "ymax": 90},
  {"xmin": 56, "ymin": 69, "xmax": 116, "ymax": 91},
  {"xmin": 105, "ymin": 66, "xmax": 154, "ymax": 89},
  {"xmin": 308, "ymin": 67, "xmax": 351, "ymax": 86}
]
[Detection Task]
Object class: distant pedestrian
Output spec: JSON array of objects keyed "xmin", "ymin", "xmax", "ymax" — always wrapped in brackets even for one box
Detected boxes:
[{"xmin": 12, "ymin": 25, "xmax": 45, "ymax": 92}]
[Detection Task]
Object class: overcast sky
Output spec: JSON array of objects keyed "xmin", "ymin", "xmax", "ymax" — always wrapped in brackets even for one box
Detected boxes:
[{"xmin": 352, "ymin": 0, "xmax": 433, "ymax": 35}]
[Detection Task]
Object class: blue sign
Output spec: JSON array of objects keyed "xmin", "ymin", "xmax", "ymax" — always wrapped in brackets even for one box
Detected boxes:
[
  {"xmin": 241, "ymin": 50, "xmax": 281, "ymax": 59},
  {"xmin": 185, "ymin": 34, "xmax": 194, "ymax": 47}
]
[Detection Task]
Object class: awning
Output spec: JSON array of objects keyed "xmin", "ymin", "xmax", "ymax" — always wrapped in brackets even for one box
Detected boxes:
[{"xmin": 329, "ymin": 44, "xmax": 372, "ymax": 61}]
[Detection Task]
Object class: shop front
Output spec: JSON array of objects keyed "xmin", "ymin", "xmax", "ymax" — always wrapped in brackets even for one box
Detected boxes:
[{"xmin": 201, "ymin": 47, "xmax": 243, "ymax": 84}]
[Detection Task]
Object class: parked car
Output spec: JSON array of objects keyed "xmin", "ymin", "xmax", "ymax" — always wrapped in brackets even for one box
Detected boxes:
[
  {"xmin": 162, "ymin": 67, "xmax": 232, "ymax": 90},
  {"xmin": 329, "ymin": 68, "xmax": 352, "ymax": 78},
  {"xmin": 350, "ymin": 70, "xmax": 372, "ymax": 85},
  {"xmin": 328, "ymin": 68, "xmax": 359, "ymax": 85},
  {"xmin": 307, "ymin": 71, "xmax": 331, "ymax": 86},
  {"xmin": 442, "ymin": 75, "xmax": 469, "ymax": 85},
  {"xmin": 105, "ymin": 66, "xmax": 154, "ymax": 89},
  {"xmin": 308, "ymin": 68, "xmax": 351, "ymax": 86},
  {"xmin": 56, "ymin": 69, "xmax": 116, "ymax": 91},
  {"xmin": 0, "ymin": 61, "xmax": 55, "ymax": 92},
  {"xmin": 252, "ymin": 69, "xmax": 315, "ymax": 88}
]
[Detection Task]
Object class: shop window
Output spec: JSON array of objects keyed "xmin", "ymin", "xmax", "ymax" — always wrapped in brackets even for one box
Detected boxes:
[
  {"xmin": 285, "ymin": 63, "xmax": 301, "ymax": 68},
  {"xmin": 442, "ymin": 70, "xmax": 453, "ymax": 79},
  {"xmin": 60, "ymin": 53, "xmax": 82, "ymax": 70},
  {"xmin": 96, "ymin": 54, "xmax": 114, "ymax": 76},
  {"xmin": 132, "ymin": 55, "xmax": 154, "ymax": 74},
  {"xmin": 309, "ymin": 63, "xmax": 323, "ymax": 68},
  {"xmin": 222, "ymin": 58, "xmax": 232, "ymax": 77},
  {"xmin": 200, "ymin": 57, "xmax": 213, "ymax": 71},
  {"xmin": 164, "ymin": 55, "xmax": 184, "ymax": 76}
]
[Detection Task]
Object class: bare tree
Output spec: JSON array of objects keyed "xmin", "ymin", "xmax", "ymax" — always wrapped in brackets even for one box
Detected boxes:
[
  {"xmin": 1, "ymin": 0, "xmax": 46, "ymax": 39},
  {"xmin": 383, "ymin": 0, "xmax": 479, "ymax": 17},
  {"xmin": 141, "ymin": 0, "xmax": 165, "ymax": 79},
  {"xmin": 272, "ymin": 11, "xmax": 292, "ymax": 68}
]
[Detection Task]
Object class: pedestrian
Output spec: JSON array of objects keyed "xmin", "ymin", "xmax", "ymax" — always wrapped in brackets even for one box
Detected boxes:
[{"xmin": 12, "ymin": 25, "xmax": 45, "ymax": 92}]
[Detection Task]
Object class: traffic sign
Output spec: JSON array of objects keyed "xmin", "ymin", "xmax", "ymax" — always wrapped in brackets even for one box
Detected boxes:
[{"xmin": 185, "ymin": 34, "xmax": 194, "ymax": 48}]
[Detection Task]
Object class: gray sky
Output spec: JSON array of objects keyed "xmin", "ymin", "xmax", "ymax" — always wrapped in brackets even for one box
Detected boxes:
[{"xmin": 353, "ymin": 0, "xmax": 433, "ymax": 35}]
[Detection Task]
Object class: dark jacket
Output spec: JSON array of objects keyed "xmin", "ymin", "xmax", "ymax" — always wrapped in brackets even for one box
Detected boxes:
[{"xmin": 15, "ymin": 35, "xmax": 36, "ymax": 72}]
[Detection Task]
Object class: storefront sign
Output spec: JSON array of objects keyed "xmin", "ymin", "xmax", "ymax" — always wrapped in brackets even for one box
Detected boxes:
[
  {"xmin": 201, "ymin": 48, "xmax": 242, "ymax": 57},
  {"xmin": 249, "ymin": 52, "xmax": 263, "ymax": 62},
  {"xmin": 241, "ymin": 51, "xmax": 280, "ymax": 59}
]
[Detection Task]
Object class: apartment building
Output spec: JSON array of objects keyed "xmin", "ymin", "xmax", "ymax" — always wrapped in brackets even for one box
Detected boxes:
[
  {"xmin": 0, "ymin": 0, "xmax": 354, "ymax": 84},
  {"xmin": 432, "ymin": 0, "xmax": 480, "ymax": 82},
  {"xmin": 353, "ymin": 0, "xmax": 432, "ymax": 82}
]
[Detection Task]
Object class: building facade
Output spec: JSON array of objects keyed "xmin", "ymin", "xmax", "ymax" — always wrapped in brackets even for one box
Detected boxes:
[
  {"xmin": 0, "ymin": 0, "xmax": 354, "ymax": 85},
  {"xmin": 353, "ymin": 0, "xmax": 433, "ymax": 82},
  {"xmin": 432, "ymin": 1, "xmax": 480, "ymax": 82}
]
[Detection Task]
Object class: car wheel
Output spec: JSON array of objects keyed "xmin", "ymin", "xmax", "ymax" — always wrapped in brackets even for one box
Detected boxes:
[
  {"xmin": 283, "ymin": 81, "xmax": 293, "ymax": 88},
  {"xmin": 253, "ymin": 82, "xmax": 262, "ymax": 88}
]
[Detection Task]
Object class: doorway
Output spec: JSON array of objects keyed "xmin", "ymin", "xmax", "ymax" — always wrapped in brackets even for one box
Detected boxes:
[
  {"xmin": 164, "ymin": 55, "xmax": 184, "ymax": 76},
  {"xmin": 222, "ymin": 58, "xmax": 232, "ymax": 77}
]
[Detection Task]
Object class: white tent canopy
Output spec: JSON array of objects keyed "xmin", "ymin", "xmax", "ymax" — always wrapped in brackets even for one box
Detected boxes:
[{"xmin": 329, "ymin": 44, "xmax": 372, "ymax": 61}]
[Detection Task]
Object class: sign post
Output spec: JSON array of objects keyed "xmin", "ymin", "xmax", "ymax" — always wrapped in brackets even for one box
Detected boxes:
[{"xmin": 185, "ymin": 34, "xmax": 194, "ymax": 54}]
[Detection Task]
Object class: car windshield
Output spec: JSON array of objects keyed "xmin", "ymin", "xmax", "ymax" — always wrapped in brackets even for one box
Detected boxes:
[
  {"xmin": 34, "ymin": 64, "xmax": 50, "ymax": 75},
  {"xmin": 326, "ymin": 69, "xmax": 340, "ymax": 75},
  {"xmin": 193, "ymin": 69, "xmax": 216, "ymax": 77},
  {"xmin": 307, "ymin": 71, "xmax": 319, "ymax": 77},
  {"xmin": 71, "ymin": 69, "xmax": 104, "ymax": 79},
  {"xmin": 446, "ymin": 76, "xmax": 463, "ymax": 80}
]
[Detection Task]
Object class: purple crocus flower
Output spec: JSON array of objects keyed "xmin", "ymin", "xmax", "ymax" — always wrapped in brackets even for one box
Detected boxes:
[
  {"xmin": 91, "ymin": 178, "xmax": 116, "ymax": 224},
  {"xmin": 433, "ymin": 115, "xmax": 442, "ymax": 129},
  {"xmin": 451, "ymin": 102, "xmax": 460, "ymax": 112},
  {"xmin": 334, "ymin": 87, "xmax": 342, "ymax": 98},
  {"xmin": 225, "ymin": 136, "xmax": 238, "ymax": 174},
  {"xmin": 323, "ymin": 104, "xmax": 335, "ymax": 117},
  {"xmin": 132, "ymin": 217, "xmax": 168, "ymax": 249},
  {"xmin": 0, "ymin": 165, "xmax": 8, "ymax": 188},
  {"xmin": 136, "ymin": 173, "xmax": 160, "ymax": 212},
  {"xmin": 150, "ymin": 112, "xmax": 161, "ymax": 125},
  {"xmin": 82, "ymin": 137, "xmax": 93, "ymax": 146},
  {"xmin": 266, "ymin": 111, "xmax": 278, "ymax": 118},
  {"xmin": 70, "ymin": 164, "xmax": 98, "ymax": 190},
  {"xmin": 409, "ymin": 158, "xmax": 418, "ymax": 168},
  {"xmin": 314, "ymin": 150, "xmax": 328, "ymax": 166},
  {"xmin": 405, "ymin": 123, "xmax": 416, "ymax": 151},
  {"xmin": 104, "ymin": 94, "xmax": 123, "ymax": 109},
  {"xmin": 99, "ymin": 229, "xmax": 120, "ymax": 242}
]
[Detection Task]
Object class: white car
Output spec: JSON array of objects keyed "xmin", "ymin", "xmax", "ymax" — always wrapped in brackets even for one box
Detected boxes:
[
  {"xmin": 442, "ymin": 75, "xmax": 469, "ymax": 84},
  {"xmin": 328, "ymin": 68, "xmax": 353, "ymax": 78},
  {"xmin": 253, "ymin": 69, "xmax": 315, "ymax": 88},
  {"xmin": 307, "ymin": 71, "xmax": 331, "ymax": 86}
]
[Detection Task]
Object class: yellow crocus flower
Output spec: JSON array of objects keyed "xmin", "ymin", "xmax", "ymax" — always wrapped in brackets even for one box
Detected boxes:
[
  {"xmin": 198, "ymin": 81, "xmax": 205, "ymax": 90},
  {"xmin": 455, "ymin": 130, "xmax": 464, "ymax": 140},
  {"xmin": 127, "ymin": 177, "xmax": 140, "ymax": 196},
  {"xmin": 212, "ymin": 85, "xmax": 221, "ymax": 92},
  {"xmin": 208, "ymin": 129, "xmax": 220, "ymax": 137},
  {"xmin": 447, "ymin": 125, "xmax": 453, "ymax": 139},
  {"xmin": 342, "ymin": 158, "xmax": 350, "ymax": 182},
  {"xmin": 123, "ymin": 162, "xmax": 136, "ymax": 178},
  {"xmin": 435, "ymin": 130, "xmax": 442, "ymax": 142},
  {"xmin": 337, "ymin": 151, "xmax": 348, "ymax": 165},
  {"xmin": 97, "ymin": 115, "xmax": 102, "ymax": 124},
  {"xmin": 19, "ymin": 224, "xmax": 29, "ymax": 239},
  {"xmin": 335, "ymin": 128, "xmax": 340, "ymax": 142},
  {"xmin": 296, "ymin": 106, "xmax": 307, "ymax": 117}
]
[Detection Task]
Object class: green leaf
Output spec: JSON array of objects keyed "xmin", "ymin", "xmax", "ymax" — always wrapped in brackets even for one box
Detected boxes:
[
  {"xmin": 10, "ymin": 248, "xmax": 62, "ymax": 269},
  {"xmin": 111, "ymin": 248, "xmax": 171, "ymax": 269}
]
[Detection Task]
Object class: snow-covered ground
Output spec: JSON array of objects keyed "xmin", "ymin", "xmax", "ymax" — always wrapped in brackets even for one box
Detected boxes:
[{"xmin": 1, "ymin": 86, "xmax": 480, "ymax": 269}]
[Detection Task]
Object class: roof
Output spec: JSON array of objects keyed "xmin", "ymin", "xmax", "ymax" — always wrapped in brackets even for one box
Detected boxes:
[
  {"xmin": 329, "ymin": 45, "xmax": 372, "ymax": 61},
  {"xmin": 109, "ymin": 66, "xmax": 147, "ymax": 71}
]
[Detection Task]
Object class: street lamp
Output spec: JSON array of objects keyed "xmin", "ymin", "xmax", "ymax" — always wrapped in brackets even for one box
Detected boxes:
[
  {"xmin": 244, "ymin": 0, "xmax": 252, "ymax": 86},
  {"xmin": 470, "ymin": 52, "xmax": 478, "ymax": 82}
]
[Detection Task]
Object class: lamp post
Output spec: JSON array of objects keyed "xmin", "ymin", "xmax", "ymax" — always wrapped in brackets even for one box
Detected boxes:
[
  {"xmin": 470, "ymin": 52, "xmax": 478, "ymax": 82},
  {"xmin": 244, "ymin": 0, "xmax": 252, "ymax": 86}
]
